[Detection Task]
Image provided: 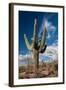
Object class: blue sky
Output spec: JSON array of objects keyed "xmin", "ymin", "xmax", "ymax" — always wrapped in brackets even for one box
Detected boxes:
[{"xmin": 19, "ymin": 11, "xmax": 58, "ymax": 55}]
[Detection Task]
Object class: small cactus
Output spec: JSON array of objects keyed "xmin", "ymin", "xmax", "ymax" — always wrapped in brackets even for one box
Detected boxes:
[{"xmin": 24, "ymin": 19, "xmax": 47, "ymax": 76}]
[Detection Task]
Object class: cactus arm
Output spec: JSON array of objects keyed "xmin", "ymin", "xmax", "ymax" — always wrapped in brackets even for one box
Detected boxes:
[
  {"xmin": 24, "ymin": 34, "xmax": 32, "ymax": 51},
  {"xmin": 39, "ymin": 44, "xmax": 47, "ymax": 53},
  {"xmin": 32, "ymin": 19, "xmax": 38, "ymax": 47},
  {"xmin": 39, "ymin": 26, "xmax": 46, "ymax": 51}
]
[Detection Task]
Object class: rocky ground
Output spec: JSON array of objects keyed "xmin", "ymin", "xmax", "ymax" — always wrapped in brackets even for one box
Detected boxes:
[{"xmin": 19, "ymin": 60, "xmax": 58, "ymax": 79}]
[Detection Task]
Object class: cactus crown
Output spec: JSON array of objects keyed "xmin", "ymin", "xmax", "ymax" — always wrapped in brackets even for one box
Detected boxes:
[{"xmin": 24, "ymin": 18, "xmax": 47, "ymax": 53}]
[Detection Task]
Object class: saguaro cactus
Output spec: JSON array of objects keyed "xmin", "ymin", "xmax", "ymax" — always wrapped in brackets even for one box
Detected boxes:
[{"xmin": 24, "ymin": 19, "xmax": 47, "ymax": 75}]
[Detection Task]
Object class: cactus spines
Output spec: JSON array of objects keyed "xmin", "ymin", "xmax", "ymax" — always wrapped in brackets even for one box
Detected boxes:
[{"xmin": 24, "ymin": 19, "xmax": 47, "ymax": 76}]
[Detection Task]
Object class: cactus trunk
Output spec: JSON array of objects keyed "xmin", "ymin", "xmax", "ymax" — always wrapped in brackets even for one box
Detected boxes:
[{"xmin": 33, "ymin": 50, "xmax": 39, "ymax": 74}]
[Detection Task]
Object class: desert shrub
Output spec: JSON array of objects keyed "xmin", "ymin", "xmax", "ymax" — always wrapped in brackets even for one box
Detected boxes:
[
  {"xmin": 54, "ymin": 63, "xmax": 58, "ymax": 71},
  {"xmin": 19, "ymin": 66, "xmax": 26, "ymax": 73}
]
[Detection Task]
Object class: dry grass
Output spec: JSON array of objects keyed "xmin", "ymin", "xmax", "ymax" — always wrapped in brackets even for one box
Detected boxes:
[{"xmin": 19, "ymin": 60, "xmax": 58, "ymax": 79}]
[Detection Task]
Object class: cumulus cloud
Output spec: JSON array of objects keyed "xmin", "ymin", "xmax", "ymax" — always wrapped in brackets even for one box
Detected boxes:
[
  {"xmin": 19, "ymin": 53, "xmax": 32, "ymax": 61},
  {"xmin": 39, "ymin": 45, "xmax": 58, "ymax": 62},
  {"xmin": 18, "ymin": 53, "xmax": 33, "ymax": 66},
  {"xmin": 19, "ymin": 51, "xmax": 58, "ymax": 66},
  {"xmin": 19, "ymin": 44, "xmax": 58, "ymax": 65}
]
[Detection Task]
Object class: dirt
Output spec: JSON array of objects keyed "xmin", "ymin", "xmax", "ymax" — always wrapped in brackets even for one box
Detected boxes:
[{"xmin": 19, "ymin": 60, "xmax": 58, "ymax": 79}]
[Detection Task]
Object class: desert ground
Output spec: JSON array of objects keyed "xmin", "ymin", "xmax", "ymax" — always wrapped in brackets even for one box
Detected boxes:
[{"xmin": 19, "ymin": 60, "xmax": 58, "ymax": 79}]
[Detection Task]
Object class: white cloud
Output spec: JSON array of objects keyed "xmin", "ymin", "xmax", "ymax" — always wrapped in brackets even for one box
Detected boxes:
[
  {"xmin": 45, "ymin": 20, "xmax": 56, "ymax": 39},
  {"xmin": 19, "ymin": 53, "xmax": 32, "ymax": 61},
  {"xmin": 44, "ymin": 20, "xmax": 52, "ymax": 28},
  {"xmin": 47, "ymin": 33, "xmax": 51, "ymax": 39},
  {"xmin": 45, "ymin": 20, "xmax": 56, "ymax": 32},
  {"xmin": 19, "ymin": 44, "xmax": 58, "ymax": 64},
  {"xmin": 18, "ymin": 53, "xmax": 33, "ymax": 66},
  {"xmin": 39, "ymin": 45, "xmax": 58, "ymax": 62},
  {"xmin": 52, "ymin": 40, "xmax": 58, "ymax": 46},
  {"xmin": 50, "ymin": 26, "xmax": 56, "ymax": 30},
  {"xmin": 38, "ymin": 19, "xmax": 57, "ymax": 40}
]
